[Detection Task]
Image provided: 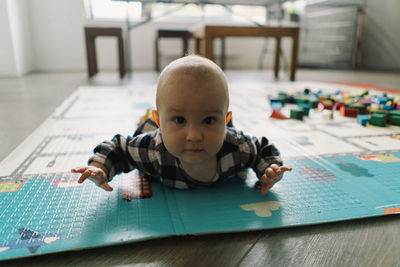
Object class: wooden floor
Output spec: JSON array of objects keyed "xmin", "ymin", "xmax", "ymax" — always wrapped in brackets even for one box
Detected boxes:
[{"xmin": 1, "ymin": 69, "xmax": 400, "ymax": 266}]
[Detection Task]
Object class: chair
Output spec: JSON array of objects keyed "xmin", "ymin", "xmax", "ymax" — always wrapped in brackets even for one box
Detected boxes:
[
  {"xmin": 155, "ymin": 29, "xmax": 193, "ymax": 72},
  {"xmin": 84, "ymin": 27, "xmax": 126, "ymax": 78}
]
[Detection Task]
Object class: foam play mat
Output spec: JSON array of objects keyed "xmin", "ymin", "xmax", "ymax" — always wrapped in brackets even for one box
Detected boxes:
[{"xmin": 1, "ymin": 81, "xmax": 400, "ymax": 261}]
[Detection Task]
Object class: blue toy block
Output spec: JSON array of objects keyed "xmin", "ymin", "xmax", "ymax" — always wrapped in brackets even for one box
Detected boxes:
[
  {"xmin": 298, "ymin": 103, "xmax": 311, "ymax": 116},
  {"xmin": 382, "ymin": 105, "xmax": 394, "ymax": 111},
  {"xmin": 371, "ymin": 96, "xmax": 388, "ymax": 105},
  {"xmin": 357, "ymin": 114, "xmax": 370, "ymax": 127},
  {"xmin": 271, "ymin": 102, "xmax": 283, "ymax": 110},
  {"xmin": 378, "ymin": 96, "xmax": 389, "ymax": 105}
]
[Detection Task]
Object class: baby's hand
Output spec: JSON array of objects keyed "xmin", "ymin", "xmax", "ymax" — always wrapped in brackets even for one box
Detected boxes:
[
  {"xmin": 71, "ymin": 165, "xmax": 113, "ymax": 191},
  {"xmin": 260, "ymin": 164, "xmax": 292, "ymax": 195}
]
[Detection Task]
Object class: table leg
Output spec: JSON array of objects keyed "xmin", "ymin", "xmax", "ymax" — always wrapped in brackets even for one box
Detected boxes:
[
  {"xmin": 290, "ymin": 33, "xmax": 299, "ymax": 81},
  {"xmin": 204, "ymin": 36, "xmax": 213, "ymax": 61},
  {"xmin": 155, "ymin": 37, "xmax": 160, "ymax": 72},
  {"xmin": 117, "ymin": 34, "xmax": 126, "ymax": 78},
  {"xmin": 274, "ymin": 37, "xmax": 281, "ymax": 79}
]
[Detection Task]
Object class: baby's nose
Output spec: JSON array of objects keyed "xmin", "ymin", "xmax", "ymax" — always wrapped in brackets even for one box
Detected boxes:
[{"xmin": 186, "ymin": 125, "xmax": 202, "ymax": 142}]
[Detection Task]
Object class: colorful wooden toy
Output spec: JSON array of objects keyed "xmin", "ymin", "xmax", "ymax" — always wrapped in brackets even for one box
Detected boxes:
[
  {"xmin": 347, "ymin": 103, "xmax": 367, "ymax": 114},
  {"xmin": 290, "ymin": 109, "xmax": 304, "ymax": 120},
  {"xmin": 340, "ymin": 106, "xmax": 359, "ymax": 117},
  {"xmin": 309, "ymin": 99, "xmax": 319, "ymax": 109},
  {"xmin": 357, "ymin": 114, "xmax": 370, "ymax": 126},
  {"xmin": 322, "ymin": 110, "xmax": 334, "ymax": 120},
  {"xmin": 271, "ymin": 102, "xmax": 283, "ymax": 110},
  {"xmin": 318, "ymin": 101, "xmax": 334, "ymax": 110},
  {"xmin": 270, "ymin": 109, "xmax": 290, "ymax": 120},
  {"xmin": 298, "ymin": 103, "xmax": 310, "ymax": 116},
  {"xmin": 391, "ymin": 115, "xmax": 400, "ymax": 126},
  {"xmin": 370, "ymin": 113, "xmax": 387, "ymax": 127},
  {"xmin": 333, "ymin": 102, "xmax": 345, "ymax": 110}
]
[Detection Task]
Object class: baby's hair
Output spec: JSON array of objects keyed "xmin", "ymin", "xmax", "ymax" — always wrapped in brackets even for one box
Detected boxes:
[
  {"xmin": 159, "ymin": 54, "xmax": 224, "ymax": 81},
  {"xmin": 156, "ymin": 55, "xmax": 229, "ymax": 109}
]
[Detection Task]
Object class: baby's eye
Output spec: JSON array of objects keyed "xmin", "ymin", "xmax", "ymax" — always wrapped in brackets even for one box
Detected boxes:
[
  {"xmin": 174, "ymin": 116, "xmax": 186, "ymax": 124},
  {"xmin": 203, "ymin": 117, "xmax": 216, "ymax": 125}
]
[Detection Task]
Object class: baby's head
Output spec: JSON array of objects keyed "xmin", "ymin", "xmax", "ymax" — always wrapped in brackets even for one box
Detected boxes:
[
  {"xmin": 155, "ymin": 55, "xmax": 229, "ymax": 111},
  {"xmin": 152, "ymin": 55, "xmax": 231, "ymax": 166}
]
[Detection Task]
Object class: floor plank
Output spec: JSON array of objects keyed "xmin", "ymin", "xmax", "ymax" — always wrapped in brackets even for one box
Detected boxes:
[{"xmin": 239, "ymin": 216, "xmax": 400, "ymax": 267}]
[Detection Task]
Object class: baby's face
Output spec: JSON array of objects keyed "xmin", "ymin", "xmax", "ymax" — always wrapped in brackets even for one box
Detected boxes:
[{"xmin": 156, "ymin": 71, "xmax": 229, "ymax": 167}]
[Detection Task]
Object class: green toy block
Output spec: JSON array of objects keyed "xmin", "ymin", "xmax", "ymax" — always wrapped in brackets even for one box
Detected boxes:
[
  {"xmin": 278, "ymin": 96, "xmax": 286, "ymax": 105},
  {"xmin": 290, "ymin": 109, "xmax": 304, "ymax": 120},
  {"xmin": 370, "ymin": 113, "xmax": 387, "ymax": 127},
  {"xmin": 278, "ymin": 91, "xmax": 287, "ymax": 98},
  {"xmin": 347, "ymin": 103, "xmax": 367, "ymax": 114},
  {"xmin": 294, "ymin": 96, "xmax": 308, "ymax": 104},
  {"xmin": 391, "ymin": 115, "xmax": 400, "ymax": 126},
  {"xmin": 308, "ymin": 99, "xmax": 319, "ymax": 109},
  {"xmin": 298, "ymin": 103, "xmax": 310, "ymax": 116},
  {"xmin": 389, "ymin": 110, "xmax": 400, "ymax": 117}
]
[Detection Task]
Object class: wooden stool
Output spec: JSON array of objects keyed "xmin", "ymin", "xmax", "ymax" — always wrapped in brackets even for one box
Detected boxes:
[
  {"xmin": 84, "ymin": 27, "xmax": 126, "ymax": 78},
  {"xmin": 155, "ymin": 29, "xmax": 193, "ymax": 72}
]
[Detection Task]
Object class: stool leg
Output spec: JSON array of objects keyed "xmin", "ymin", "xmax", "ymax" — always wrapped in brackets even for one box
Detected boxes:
[
  {"xmin": 155, "ymin": 37, "xmax": 160, "ymax": 72},
  {"xmin": 183, "ymin": 37, "xmax": 189, "ymax": 57},
  {"xmin": 195, "ymin": 38, "xmax": 201, "ymax": 55},
  {"xmin": 290, "ymin": 33, "xmax": 299, "ymax": 81},
  {"xmin": 117, "ymin": 35, "xmax": 125, "ymax": 78},
  {"xmin": 85, "ymin": 33, "xmax": 97, "ymax": 78}
]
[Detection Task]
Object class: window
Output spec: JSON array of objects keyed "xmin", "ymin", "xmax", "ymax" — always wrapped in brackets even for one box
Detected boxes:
[
  {"xmin": 84, "ymin": 0, "xmax": 268, "ymax": 25},
  {"xmin": 151, "ymin": 3, "xmax": 267, "ymax": 24},
  {"xmin": 84, "ymin": 0, "xmax": 142, "ymax": 21}
]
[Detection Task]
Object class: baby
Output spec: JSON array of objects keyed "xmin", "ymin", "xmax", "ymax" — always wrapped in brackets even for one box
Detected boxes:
[{"xmin": 72, "ymin": 55, "xmax": 291, "ymax": 195}]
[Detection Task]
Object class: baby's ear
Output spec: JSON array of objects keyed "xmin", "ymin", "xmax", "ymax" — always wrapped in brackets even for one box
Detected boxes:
[
  {"xmin": 226, "ymin": 111, "xmax": 232, "ymax": 125},
  {"xmin": 152, "ymin": 110, "xmax": 161, "ymax": 127}
]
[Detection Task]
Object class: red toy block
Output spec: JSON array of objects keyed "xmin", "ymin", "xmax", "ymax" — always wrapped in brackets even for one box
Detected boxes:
[
  {"xmin": 333, "ymin": 102, "xmax": 345, "ymax": 110},
  {"xmin": 270, "ymin": 109, "xmax": 290, "ymax": 120},
  {"xmin": 340, "ymin": 106, "xmax": 359, "ymax": 117},
  {"xmin": 318, "ymin": 101, "xmax": 334, "ymax": 110}
]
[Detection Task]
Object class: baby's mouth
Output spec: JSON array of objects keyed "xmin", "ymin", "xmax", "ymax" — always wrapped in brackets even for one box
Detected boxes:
[{"xmin": 185, "ymin": 148, "xmax": 204, "ymax": 152}]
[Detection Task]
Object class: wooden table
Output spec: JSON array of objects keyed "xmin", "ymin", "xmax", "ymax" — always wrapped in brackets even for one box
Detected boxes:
[{"xmin": 192, "ymin": 25, "xmax": 300, "ymax": 81}]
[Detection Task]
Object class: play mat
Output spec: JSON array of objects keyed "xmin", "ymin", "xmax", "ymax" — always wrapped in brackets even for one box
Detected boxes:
[{"xmin": 0, "ymin": 81, "xmax": 399, "ymax": 260}]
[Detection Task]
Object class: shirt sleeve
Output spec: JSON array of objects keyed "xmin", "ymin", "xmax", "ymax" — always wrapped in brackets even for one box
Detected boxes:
[
  {"xmin": 88, "ymin": 134, "xmax": 136, "ymax": 180},
  {"xmin": 88, "ymin": 131, "xmax": 161, "ymax": 181},
  {"xmin": 249, "ymin": 136, "xmax": 283, "ymax": 179},
  {"xmin": 231, "ymin": 130, "xmax": 282, "ymax": 179}
]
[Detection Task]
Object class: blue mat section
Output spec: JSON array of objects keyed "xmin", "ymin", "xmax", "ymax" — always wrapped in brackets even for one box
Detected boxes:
[{"xmin": 1, "ymin": 83, "xmax": 399, "ymax": 260}]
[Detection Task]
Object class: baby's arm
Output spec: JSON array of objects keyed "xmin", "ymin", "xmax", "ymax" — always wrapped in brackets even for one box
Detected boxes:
[
  {"xmin": 236, "ymin": 132, "xmax": 291, "ymax": 195},
  {"xmin": 71, "ymin": 134, "xmax": 137, "ymax": 191},
  {"xmin": 259, "ymin": 164, "xmax": 292, "ymax": 195},
  {"xmin": 71, "ymin": 162, "xmax": 113, "ymax": 191}
]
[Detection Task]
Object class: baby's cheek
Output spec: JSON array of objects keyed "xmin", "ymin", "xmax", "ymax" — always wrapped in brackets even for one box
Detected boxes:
[
  {"xmin": 209, "ymin": 131, "xmax": 225, "ymax": 152},
  {"xmin": 163, "ymin": 132, "xmax": 185, "ymax": 154}
]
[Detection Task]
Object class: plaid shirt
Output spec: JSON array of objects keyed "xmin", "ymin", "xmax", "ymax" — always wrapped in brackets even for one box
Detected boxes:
[{"xmin": 89, "ymin": 119, "xmax": 282, "ymax": 189}]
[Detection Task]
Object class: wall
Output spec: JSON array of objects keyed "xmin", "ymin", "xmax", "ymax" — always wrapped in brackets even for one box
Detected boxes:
[
  {"xmin": 7, "ymin": 0, "xmax": 35, "ymax": 75},
  {"xmin": 0, "ymin": 0, "xmax": 33, "ymax": 77},
  {"xmin": 362, "ymin": 0, "xmax": 400, "ymax": 71},
  {"xmin": 28, "ymin": 0, "xmax": 87, "ymax": 72},
  {"xmin": 0, "ymin": 1, "xmax": 18, "ymax": 76}
]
